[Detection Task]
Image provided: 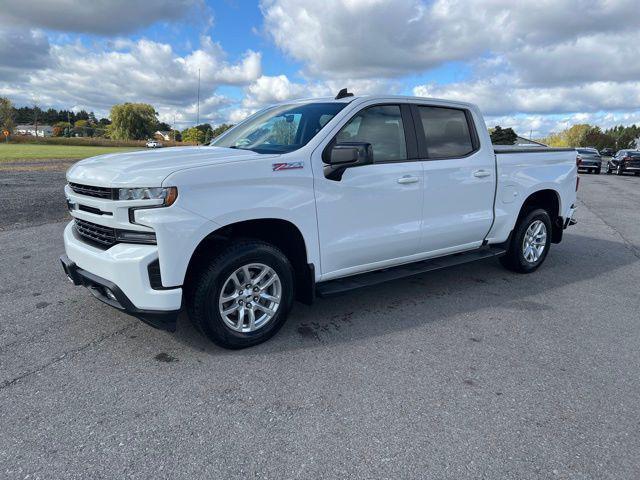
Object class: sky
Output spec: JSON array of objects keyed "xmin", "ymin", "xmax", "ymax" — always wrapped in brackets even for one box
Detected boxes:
[{"xmin": 1, "ymin": 0, "xmax": 639, "ymax": 137}]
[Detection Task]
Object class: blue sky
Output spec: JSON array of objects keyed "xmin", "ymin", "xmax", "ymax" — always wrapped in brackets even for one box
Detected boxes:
[{"xmin": 1, "ymin": 0, "xmax": 640, "ymax": 136}]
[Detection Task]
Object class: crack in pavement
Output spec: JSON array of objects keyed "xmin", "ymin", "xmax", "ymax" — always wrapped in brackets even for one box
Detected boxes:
[
  {"xmin": 0, "ymin": 323, "xmax": 136, "ymax": 391},
  {"xmin": 578, "ymin": 197, "xmax": 640, "ymax": 260}
]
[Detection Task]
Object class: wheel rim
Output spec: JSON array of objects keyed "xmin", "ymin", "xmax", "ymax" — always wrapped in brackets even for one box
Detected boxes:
[
  {"xmin": 522, "ymin": 220, "xmax": 547, "ymax": 264},
  {"xmin": 218, "ymin": 263, "xmax": 282, "ymax": 333}
]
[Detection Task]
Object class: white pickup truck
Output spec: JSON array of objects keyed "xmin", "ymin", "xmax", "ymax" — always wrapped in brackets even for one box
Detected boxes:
[{"xmin": 61, "ymin": 91, "xmax": 577, "ymax": 348}]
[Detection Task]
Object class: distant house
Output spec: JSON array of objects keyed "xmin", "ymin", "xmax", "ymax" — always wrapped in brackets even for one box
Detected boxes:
[
  {"xmin": 15, "ymin": 124, "xmax": 54, "ymax": 137},
  {"xmin": 154, "ymin": 130, "xmax": 172, "ymax": 141},
  {"xmin": 514, "ymin": 136, "xmax": 547, "ymax": 147}
]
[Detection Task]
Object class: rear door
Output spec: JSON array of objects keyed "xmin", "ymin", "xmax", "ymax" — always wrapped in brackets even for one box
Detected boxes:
[
  {"xmin": 313, "ymin": 103, "xmax": 424, "ymax": 278},
  {"xmin": 411, "ymin": 104, "xmax": 495, "ymax": 253}
]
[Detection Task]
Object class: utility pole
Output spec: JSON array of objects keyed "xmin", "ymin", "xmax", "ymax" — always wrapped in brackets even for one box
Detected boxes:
[
  {"xmin": 173, "ymin": 113, "xmax": 176, "ymax": 142},
  {"xmin": 196, "ymin": 68, "xmax": 200, "ymax": 127}
]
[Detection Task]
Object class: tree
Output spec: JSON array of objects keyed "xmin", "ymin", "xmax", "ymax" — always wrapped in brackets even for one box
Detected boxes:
[
  {"xmin": 490, "ymin": 125, "xmax": 517, "ymax": 145},
  {"xmin": 53, "ymin": 121, "xmax": 72, "ymax": 137},
  {"xmin": 181, "ymin": 127, "xmax": 205, "ymax": 144},
  {"xmin": 109, "ymin": 103, "xmax": 158, "ymax": 140},
  {"xmin": 563, "ymin": 124, "xmax": 591, "ymax": 147},
  {"xmin": 583, "ymin": 126, "xmax": 615, "ymax": 151},
  {"xmin": 0, "ymin": 97, "xmax": 15, "ymax": 133},
  {"xmin": 211, "ymin": 123, "xmax": 233, "ymax": 139},
  {"xmin": 155, "ymin": 121, "xmax": 171, "ymax": 132},
  {"xmin": 171, "ymin": 129, "xmax": 182, "ymax": 142}
]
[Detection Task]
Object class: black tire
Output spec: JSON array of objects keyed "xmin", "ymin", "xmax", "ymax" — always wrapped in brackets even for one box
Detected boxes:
[
  {"xmin": 617, "ymin": 164, "xmax": 624, "ymax": 176},
  {"xmin": 500, "ymin": 208, "xmax": 552, "ymax": 274},
  {"xmin": 606, "ymin": 164, "xmax": 612, "ymax": 174},
  {"xmin": 187, "ymin": 240, "xmax": 295, "ymax": 349},
  {"xmin": 595, "ymin": 167, "xmax": 601, "ymax": 175}
]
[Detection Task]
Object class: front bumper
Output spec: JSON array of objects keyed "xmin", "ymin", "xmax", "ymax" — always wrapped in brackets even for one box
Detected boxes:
[
  {"xmin": 61, "ymin": 255, "xmax": 179, "ymax": 331},
  {"xmin": 62, "ymin": 221, "xmax": 182, "ymax": 330}
]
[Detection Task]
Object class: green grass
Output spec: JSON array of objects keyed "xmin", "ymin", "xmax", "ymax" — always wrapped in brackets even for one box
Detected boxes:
[{"xmin": 0, "ymin": 144, "xmax": 144, "ymax": 161}]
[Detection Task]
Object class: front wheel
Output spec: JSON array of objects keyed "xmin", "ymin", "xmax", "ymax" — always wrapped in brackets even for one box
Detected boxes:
[
  {"xmin": 595, "ymin": 167, "xmax": 601, "ymax": 174},
  {"xmin": 187, "ymin": 241, "xmax": 295, "ymax": 349},
  {"xmin": 606, "ymin": 164, "xmax": 612, "ymax": 174},
  {"xmin": 500, "ymin": 209, "xmax": 552, "ymax": 273}
]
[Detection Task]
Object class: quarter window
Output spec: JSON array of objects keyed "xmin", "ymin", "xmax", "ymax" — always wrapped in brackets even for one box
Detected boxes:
[
  {"xmin": 335, "ymin": 105, "xmax": 407, "ymax": 162},
  {"xmin": 417, "ymin": 106, "xmax": 475, "ymax": 158}
]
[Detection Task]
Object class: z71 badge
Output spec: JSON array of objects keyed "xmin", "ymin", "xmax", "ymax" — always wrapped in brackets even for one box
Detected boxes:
[{"xmin": 272, "ymin": 162, "xmax": 304, "ymax": 171}]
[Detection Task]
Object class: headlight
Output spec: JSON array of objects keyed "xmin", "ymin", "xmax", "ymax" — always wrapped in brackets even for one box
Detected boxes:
[{"xmin": 118, "ymin": 187, "xmax": 178, "ymax": 206}]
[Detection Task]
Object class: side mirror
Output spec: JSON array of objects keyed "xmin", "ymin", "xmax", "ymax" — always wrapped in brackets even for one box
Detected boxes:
[{"xmin": 324, "ymin": 142, "xmax": 373, "ymax": 180}]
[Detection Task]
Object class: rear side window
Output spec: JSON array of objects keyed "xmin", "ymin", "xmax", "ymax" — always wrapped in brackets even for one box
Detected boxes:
[
  {"xmin": 335, "ymin": 105, "xmax": 407, "ymax": 162},
  {"xmin": 417, "ymin": 106, "xmax": 475, "ymax": 158}
]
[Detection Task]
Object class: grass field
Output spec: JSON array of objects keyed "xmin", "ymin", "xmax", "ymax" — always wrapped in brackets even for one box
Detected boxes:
[{"xmin": 0, "ymin": 144, "xmax": 144, "ymax": 161}]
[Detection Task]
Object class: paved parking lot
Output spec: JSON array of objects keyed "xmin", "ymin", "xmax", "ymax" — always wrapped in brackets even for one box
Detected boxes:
[{"xmin": 1, "ymin": 169, "xmax": 639, "ymax": 479}]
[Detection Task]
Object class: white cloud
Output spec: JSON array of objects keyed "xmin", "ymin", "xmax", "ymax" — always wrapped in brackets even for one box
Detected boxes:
[
  {"xmin": 0, "ymin": 35, "xmax": 261, "ymax": 128},
  {"xmin": 1, "ymin": 0, "xmax": 208, "ymax": 35},
  {"xmin": 261, "ymin": 0, "xmax": 639, "ymax": 79}
]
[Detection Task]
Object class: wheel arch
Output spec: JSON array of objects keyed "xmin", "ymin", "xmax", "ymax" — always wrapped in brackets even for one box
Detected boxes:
[
  {"xmin": 184, "ymin": 218, "xmax": 316, "ymax": 305},
  {"xmin": 514, "ymin": 189, "xmax": 563, "ymax": 243}
]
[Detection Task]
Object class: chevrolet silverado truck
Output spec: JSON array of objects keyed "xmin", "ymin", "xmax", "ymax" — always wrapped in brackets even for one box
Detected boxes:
[{"xmin": 61, "ymin": 91, "xmax": 578, "ymax": 348}]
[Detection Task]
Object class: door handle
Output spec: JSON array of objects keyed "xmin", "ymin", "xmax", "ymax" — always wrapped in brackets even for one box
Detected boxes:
[
  {"xmin": 473, "ymin": 169, "xmax": 491, "ymax": 178},
  {"xmin": 397, "ymin": 175, "xmax": 419, "ymax": 184}
]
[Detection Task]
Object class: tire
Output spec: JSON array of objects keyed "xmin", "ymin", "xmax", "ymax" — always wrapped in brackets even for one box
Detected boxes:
[
  {"xmin": 500, "ymin": 208, "xmax": 552, "ymax": 274},
  {"xmin": 187, "ymin": 240, "xmax": 295, "ymax": 349},
  {"xmin": 617, "ymin": 164, "xmax": 624, "ymax": 176},
  {"xmin": 606, "ymin": 164, "xmax": 612, "ymax": 174},
  {"xmin": 595, "ymin": 167, "xmax": 601, "ymax": 175}
]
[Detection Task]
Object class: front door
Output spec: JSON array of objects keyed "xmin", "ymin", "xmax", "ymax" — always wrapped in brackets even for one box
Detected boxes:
[{"xmin": 313, "ymin": 104, "xmax": 424, "ymax": 279}]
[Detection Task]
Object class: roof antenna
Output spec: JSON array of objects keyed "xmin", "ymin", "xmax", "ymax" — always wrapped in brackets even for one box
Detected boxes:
[{"xmin": 335, "ymin": 88, "xmax": 354, "ymax": 100}]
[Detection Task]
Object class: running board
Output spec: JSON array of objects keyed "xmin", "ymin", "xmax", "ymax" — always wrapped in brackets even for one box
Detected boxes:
[{"xmin": 316, "ymin": 247, "xmax": 506, "ymax": 297}]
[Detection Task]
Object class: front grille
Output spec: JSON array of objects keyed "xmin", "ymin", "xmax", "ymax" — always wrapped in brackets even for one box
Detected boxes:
[
  {"xmin": 69, "ymin": 183, "xmax": 115, "ymax": 199},
  {"xmin": 74, "ymin": 218, "xmax": 117, "ymax": 248}
]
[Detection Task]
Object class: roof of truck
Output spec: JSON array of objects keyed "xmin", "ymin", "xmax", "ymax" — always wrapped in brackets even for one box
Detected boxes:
[{"xmin": 280, "ymin": 94, "xmax": 477, "ymax": 110}]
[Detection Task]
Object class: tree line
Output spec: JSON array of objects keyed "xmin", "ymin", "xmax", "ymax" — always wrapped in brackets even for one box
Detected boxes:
[
  {"xmin": 0, "ymin": 97, "xmax": 232, "ymax": 143},
  {"xmin": 540, "ymin": 124, "xmax": 640, "ymax": 150}
]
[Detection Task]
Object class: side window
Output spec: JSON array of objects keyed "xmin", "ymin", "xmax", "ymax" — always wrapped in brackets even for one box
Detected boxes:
[
  {"xmin": 335, "ymin": 105, "xmax": 407, "ymax": 162},
  {"xmin": 417, "ymin": 106, "xmax": 475, "ymax": 158}
]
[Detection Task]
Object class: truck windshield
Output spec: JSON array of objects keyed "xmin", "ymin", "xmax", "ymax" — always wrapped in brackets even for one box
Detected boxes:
[{"xmin": 211, "ymin": 102, "xmax": 347, "ymax": 154}]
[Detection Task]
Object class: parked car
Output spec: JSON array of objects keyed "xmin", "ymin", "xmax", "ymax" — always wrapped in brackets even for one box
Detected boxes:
[
  {"xmin": 576, "ymin": 148, "xmax": 602, "ymax": 174},
  {"xmin": 599, "ymin": 148, "xmax": 614, "ymax": 157},
  {"xmin": 61, "ymin": 92, "xmax": 578, "ymax": 348},
  {"xmin": 146, "ymin": 140, "xmax": 163, "ymax": 148},
  {"xmin": 606, "ymin": 150, "xmax": 640, "ymax": 175}
]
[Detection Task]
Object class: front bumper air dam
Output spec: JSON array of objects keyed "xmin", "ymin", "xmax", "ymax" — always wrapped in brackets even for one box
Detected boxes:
[{"xmin": 60, "ymin": 254, "xmax": 180, "ymax": 331}]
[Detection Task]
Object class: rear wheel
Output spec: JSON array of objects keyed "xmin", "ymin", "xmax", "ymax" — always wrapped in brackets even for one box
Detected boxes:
[
  {"xmin": 606, "ymin": 163, "xmax": 612, "ymax": 174},
  {"xmin": 187, "ymin": 241, "xmax": 295, "ymax": 349},
  {"xmin": 617, "ymin": 164, "xmax": 624, "ymax": 175},
  {"xmin": 500, "ymin": 208, "xmax": 552, "ymax": 273},
  {"xmin": 595, "ymin": 167, "xmax": 601, "ymax": 174}
]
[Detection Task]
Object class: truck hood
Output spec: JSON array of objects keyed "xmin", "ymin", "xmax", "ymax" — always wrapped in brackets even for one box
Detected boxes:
[{"xmin": 66, "ymin": 146, "xmax": 274, "ymax": 187}]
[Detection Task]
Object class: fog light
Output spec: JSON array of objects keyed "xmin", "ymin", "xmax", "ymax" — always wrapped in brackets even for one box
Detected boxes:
[{"xmin": 115, "ymin": 230, "xmax": 157, "ymax": 244}]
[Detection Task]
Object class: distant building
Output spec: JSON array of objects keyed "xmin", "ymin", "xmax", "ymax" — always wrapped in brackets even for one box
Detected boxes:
[
  {"xmin": 514, "ymin": 136, "xmax": 547, "ymax": 147},
  {"xmin": 154, "ymin": 130, "xmax": 172, "ymax": 141},
  {"xmin": 15, "ymin": 124, "xmax": 54, "ymax": 137}
]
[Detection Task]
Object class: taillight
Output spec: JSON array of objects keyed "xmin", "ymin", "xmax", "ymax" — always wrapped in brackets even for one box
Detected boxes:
[{"xmin": 623, "ymin": 156, "xmax": 631, "ymax": 162}]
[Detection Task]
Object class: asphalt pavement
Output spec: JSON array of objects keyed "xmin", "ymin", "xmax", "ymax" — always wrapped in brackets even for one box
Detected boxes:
[{"xmin": 1, "ymin": 171, "xmax": 639, "ymax": 479}]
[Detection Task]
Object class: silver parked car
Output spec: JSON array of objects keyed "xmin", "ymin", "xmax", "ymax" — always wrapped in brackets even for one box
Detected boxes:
[{"xmin": 576, "ymin": 148, "xmax": 602, "ymax": 174}]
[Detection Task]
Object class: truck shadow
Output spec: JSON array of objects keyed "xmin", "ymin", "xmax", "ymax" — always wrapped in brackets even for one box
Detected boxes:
[{"xmin": 171, "ymin": 232, "xmax": 637, "ymax": 355}]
